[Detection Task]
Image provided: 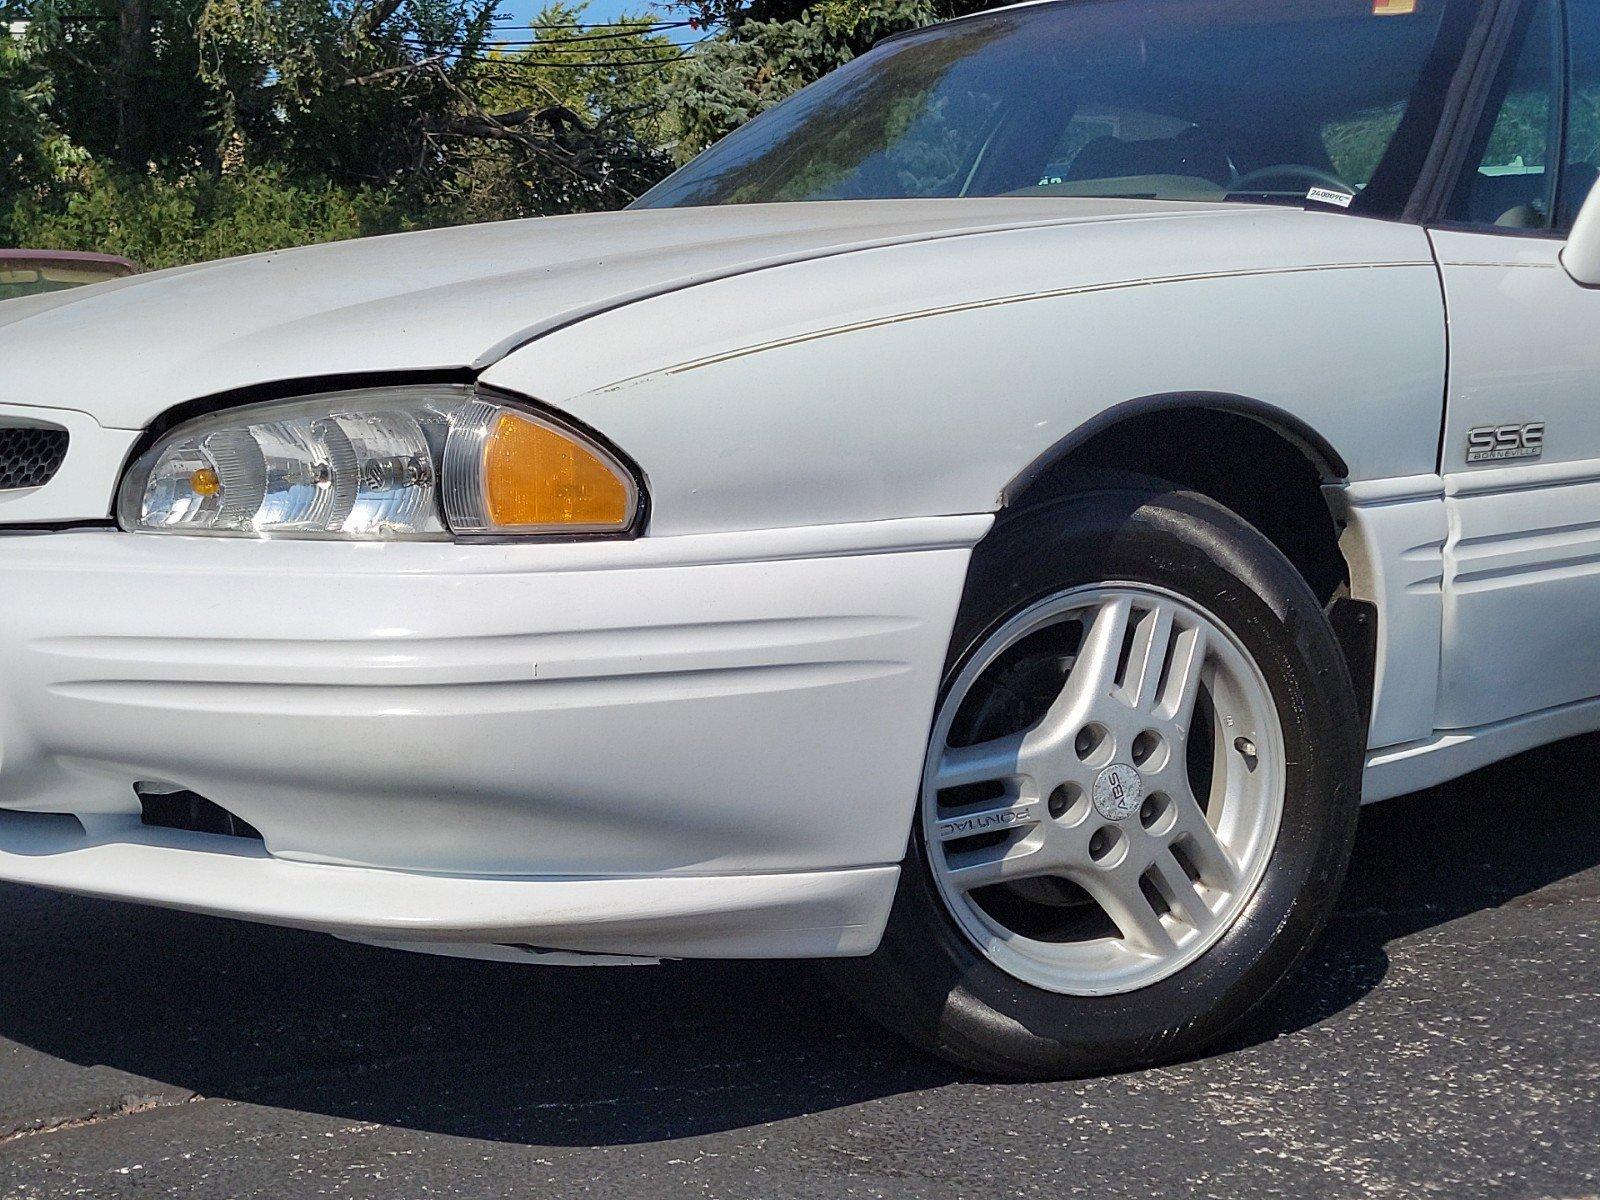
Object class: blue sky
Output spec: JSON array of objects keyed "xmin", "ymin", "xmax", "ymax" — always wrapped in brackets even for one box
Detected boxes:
[{"xmin": 491, "ymin": 0, "xmax": 700, "ymax": 37}]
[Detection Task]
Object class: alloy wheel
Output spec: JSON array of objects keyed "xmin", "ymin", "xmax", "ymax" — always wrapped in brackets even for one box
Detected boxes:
[{"xmin": 922, "ymin": 584, "xmax": 1285, "ymax": 996}]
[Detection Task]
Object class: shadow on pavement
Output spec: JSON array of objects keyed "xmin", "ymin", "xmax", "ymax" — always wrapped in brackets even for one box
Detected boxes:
[
  {"xmin": 2, "ymin": 732, "xmax": 1598, "ymax": 1146},
  {"xmin": 1234, "ymin": 731, "xmax": 1600, "ymax": 1050}
]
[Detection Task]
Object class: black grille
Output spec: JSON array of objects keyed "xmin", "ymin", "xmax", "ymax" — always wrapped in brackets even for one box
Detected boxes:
[
  {"xmin": 0, "ymin": 426, "xmax": 68, "ymax": 490},
  {"xmin": 137, "ymin": 787, "xmax": 263, "ymax": 841}
]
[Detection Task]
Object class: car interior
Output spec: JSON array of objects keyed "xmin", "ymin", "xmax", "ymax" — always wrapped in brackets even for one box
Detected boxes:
[{"xmin": 976, "ymin": 2, "xmax": 1456, "ymax": 205}]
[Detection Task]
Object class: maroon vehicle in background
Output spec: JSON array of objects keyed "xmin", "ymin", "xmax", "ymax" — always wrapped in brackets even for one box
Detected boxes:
[{"xmin": 0, "ymin": 250, "xmax": 138, "ymax": 301}]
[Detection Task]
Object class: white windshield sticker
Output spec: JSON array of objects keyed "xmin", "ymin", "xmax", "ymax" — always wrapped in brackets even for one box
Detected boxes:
[{"xmin": 1307, "ymin": 187, "xmax": 1356, "ymax": 208}]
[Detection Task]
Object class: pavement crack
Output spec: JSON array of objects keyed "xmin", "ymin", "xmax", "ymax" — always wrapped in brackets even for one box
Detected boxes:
[{"xmin": 0, "ymin": 1092, "xmax": 201, "ymax": 1147}]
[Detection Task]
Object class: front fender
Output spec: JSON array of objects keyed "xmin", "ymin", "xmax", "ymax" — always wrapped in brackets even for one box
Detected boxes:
[{"xmin": 480, "ymin": 209, "xmax": 1444, "ymax": 537}]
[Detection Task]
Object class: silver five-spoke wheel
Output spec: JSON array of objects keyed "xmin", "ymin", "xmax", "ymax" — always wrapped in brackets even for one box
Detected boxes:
[{"xmin": 922, "ymin": 583, "xmax": 1285, "ymax": 996}]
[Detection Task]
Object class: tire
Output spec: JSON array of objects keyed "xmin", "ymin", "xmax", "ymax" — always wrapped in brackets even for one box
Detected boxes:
[{"xmin": 837, "ymin": 472, "xmax": 1364, "ymax": 1080}]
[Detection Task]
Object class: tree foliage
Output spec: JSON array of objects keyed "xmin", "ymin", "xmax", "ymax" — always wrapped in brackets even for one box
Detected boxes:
[
  {"xmin": 434, "ymin": 3, "xmax": 680, "ymax": 219},
  {"xmin": 0, "ymin": 25, "xmax": 59, "ymax": 193},
  {"xmin": 19, "ymin": 0, "xmax": 213, "ymax": 168},
  {"xmin": 671, "ymin": 0, "xmax": 949, "ymax": 159},
  {"xmin": 196, "ymin": 0, "xmax": 498, "ymax": 186},
  {"xmin": 11, "ymin": 161, "xmax": 406, "ymax": 267},
  {"xmin": 0, "ymin": 0, "xmax": 1009, "ymax": 265}
]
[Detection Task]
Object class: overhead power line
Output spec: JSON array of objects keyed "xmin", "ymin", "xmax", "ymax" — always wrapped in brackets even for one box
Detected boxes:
[
  {"xmin": 429, "ymin": 31, "xmax": 695, "ymax": 47},
  {"xmin": 487, "ymin": 17, "xmax": 706, "ymax": 30},
  {"xmin": 407, "ymin": 36, "xmax": 701, "ymax": 52},
  {"xmin": 469, "ymin": 52, "xmax": 693, "ymax": 68},
  {"xmin": 407, "ymin": 19, "xmax": 712, "ymax": 50}
]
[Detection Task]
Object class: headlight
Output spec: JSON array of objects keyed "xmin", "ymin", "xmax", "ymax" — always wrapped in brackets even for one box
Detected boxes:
[{"xmin": 117, "ymin": 385, "xmax": 642, "ymax": 540}]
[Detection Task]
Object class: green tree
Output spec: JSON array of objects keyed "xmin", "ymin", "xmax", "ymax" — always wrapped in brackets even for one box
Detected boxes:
[
  {"xmin": 8, "ymin": 160, "xmax": 406, "ymax": 266},
  {"xmin": 1, "ymin": 0, "xmax": 1017, "ymax": 266},
  {"xmin": 0, "ymin": 22, "xmax": 58, "ymax": 192},
  {"xmin": 666, "ymin": 0, "xmax": 1007, "ymax": 160},
  {"xmin": 21, "ymin": 0, "xmax": 215, "ymax": 169},
  {"xmin": 3, "ymin": 0, "xmax": 687, "ymax": 258},
  {"xmin": 197, "ymin": 0, "xmax": 500, "ymax": 188},
  {"xmin": 435, "ymin": 3, "xmax": 680, "ymax": 219}
]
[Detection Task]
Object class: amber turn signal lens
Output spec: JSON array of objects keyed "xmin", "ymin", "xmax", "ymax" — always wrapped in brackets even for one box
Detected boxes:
[
  {"xmin": 440, "ymin": 398, "xmax": 640, "ymax": 537},
  {"xmin": 483, "ymin": 410, "xmax": 633, "ymax": 530}
]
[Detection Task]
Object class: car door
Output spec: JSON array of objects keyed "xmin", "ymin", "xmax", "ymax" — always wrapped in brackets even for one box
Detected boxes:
[{"xmin": 1433, "ymin": 0, "xmax": 1600, "ymax": 729}]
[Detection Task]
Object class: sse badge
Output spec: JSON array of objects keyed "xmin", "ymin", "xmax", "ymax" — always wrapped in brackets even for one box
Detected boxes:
[{"xmin": 1467, "ymin": 422, "xmax": 1545, "ymax": 464}]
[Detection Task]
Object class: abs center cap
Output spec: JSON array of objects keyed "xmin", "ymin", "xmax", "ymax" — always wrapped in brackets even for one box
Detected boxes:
[{"xmin": 1092, "ymin": 763, "xmax": 1143, "ymax": 822}]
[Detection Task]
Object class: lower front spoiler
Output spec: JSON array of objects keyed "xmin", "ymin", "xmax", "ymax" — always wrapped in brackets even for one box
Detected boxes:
[{"xmin": 0, "ymin": 812, "xmax": 899, "ymax": 960}]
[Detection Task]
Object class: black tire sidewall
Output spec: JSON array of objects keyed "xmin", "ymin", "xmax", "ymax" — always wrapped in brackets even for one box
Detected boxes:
[{"xmin": 861, "ymin": 477, "xmax": 1363, "ymax": 1079}]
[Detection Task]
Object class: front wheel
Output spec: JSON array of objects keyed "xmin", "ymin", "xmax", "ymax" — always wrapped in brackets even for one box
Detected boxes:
[{"xmin": 839, "ymin": 477, "xmax": 1364, "ymax": 1079}]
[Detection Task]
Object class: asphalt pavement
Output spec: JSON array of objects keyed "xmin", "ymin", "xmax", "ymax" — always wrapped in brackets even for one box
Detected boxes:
[{"xmin": 2, "ymin": 734, "xmax": 1598, "ymax": 1199}]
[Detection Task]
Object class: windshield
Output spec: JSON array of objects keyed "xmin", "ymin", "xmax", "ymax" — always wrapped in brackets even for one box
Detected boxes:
[
  {"xmin": 0, "ymin": 258, "xmax": 135, "ymax": 301},
  {"xmin": 636, "ymin": 0, "xmax": 1472, "ymax": 214}
]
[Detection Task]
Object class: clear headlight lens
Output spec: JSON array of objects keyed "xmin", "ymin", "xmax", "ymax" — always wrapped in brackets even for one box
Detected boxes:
[{"xmin": 118, "ymin": 385, "xmax": 641, "ymax": 540}]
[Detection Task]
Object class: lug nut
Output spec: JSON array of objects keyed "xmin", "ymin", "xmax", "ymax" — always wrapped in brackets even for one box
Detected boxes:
[{"xmin": 1048, "ymin": 784, "xmax": 1077, "ymax": 819}]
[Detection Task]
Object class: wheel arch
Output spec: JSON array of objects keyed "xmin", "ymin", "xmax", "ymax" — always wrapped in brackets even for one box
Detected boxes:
[
  {"xmin": 997, "ymin": 392, "xmax": 1375, "ymax": 724},
  {"xmin": 1000, "ymin": 392, "xmax": 1349, "ymax": 505}
]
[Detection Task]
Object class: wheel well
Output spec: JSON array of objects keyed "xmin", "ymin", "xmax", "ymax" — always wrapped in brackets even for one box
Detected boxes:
[
  {"xmin": 1003, "ymin": 406, "xmax": 1350, "ymax": 605},
  {"xmin": 1000, "ymin": 404, "xmax": 1375, "ymax": 725}
]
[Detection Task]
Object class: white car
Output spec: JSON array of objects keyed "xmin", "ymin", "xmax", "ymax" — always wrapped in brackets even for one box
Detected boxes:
[{"xmin": 2, "ymin": 0, "xmax": 1597, "ymax": 1079}]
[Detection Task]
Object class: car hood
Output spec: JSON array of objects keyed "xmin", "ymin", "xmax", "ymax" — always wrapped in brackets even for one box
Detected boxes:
[{"xmin": 0, "ymin": 198, "xmax": 1234, "ymax": 430}]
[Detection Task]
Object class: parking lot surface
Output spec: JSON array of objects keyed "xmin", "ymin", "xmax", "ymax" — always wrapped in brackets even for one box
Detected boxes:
[{"xmin": 2, "ymin": 735, "xmax": 1598, "ymax": 1199}]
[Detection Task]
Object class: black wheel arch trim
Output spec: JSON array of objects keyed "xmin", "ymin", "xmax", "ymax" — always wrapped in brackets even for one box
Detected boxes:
[{"xmin": 997, "ymin": 391, "xmax": 1351, "ymax": 509}]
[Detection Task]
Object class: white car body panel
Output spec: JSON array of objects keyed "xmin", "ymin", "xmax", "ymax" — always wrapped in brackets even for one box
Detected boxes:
[
  {"xmin": 483, "ymin": 205, "xmax": 1449, "ymax": 761},
  {"xmin": 0, "ymin": 190, "xmax": 1591, "ymax": 958},
  {"xmin": 0, "ymin": 810, "xmax": 900, "ymax": 960},
  {"xmin": 1431, "ymin": 229, "xmax": 1600, "ymax": 728},
  {"xmin": 0, "ymin": 199, "xmax": 1237, "ymax": 431},
  {"xmin": 0, "ymin": 516, "xmax": 982, "ymax": 956},
  {"xmin": 0, "ymin": 520, "xmax": 979, "ymax": 874},
  {"xmin": 0, "ymin": 405, "xmax": 137, "ymax": 525},
  {"xmin": 485, "ymin": 205, "xmax": 1445, "ymax": 527},
  {"xmin": 1338, "ymin": 474, "xmax": 1448, "ymax": 753},
  {"xmin": 1357, "ymin": 225, "xmax": 1600, "ymax": 802}
]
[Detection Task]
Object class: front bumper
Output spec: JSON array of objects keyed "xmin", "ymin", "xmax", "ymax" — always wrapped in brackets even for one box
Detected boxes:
[{"xmin": 0, "ymin": 516, "xmax": 985, "ymax": 958}]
